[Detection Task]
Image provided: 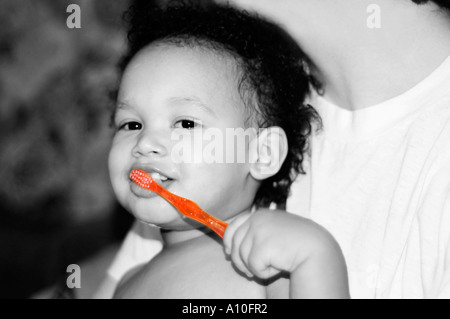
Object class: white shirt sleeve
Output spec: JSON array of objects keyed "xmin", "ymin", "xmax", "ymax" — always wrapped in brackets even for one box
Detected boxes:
[
  {"xmin": 418, "ymin": 159, "xmax": 450, "ymax": 299},
  {"xmin": 107, "ymin": 220, "xmax": 163, "ymax": 282},
  {"xmin": 433, "ymin": 172, "xmax": 450, "ymax": 299},
  {"xmin": 438, "ymin": 241, "xmax": 450, "ymax": 299}
]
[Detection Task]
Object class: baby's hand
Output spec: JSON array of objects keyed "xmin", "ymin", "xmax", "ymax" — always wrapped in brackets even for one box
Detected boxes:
[
  {"xmin": 223, "ymin": 209, "xmax": 349, "ymax": 298},
  {"xmin": 223, "ymin": 209, "xmax": 325, "ymax": 278}
]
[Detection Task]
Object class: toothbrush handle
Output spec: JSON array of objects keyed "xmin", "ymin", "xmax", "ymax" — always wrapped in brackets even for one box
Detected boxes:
[
  {"xmin": 130, "ymin": 169, "xmax": 228, "ymax": 238},
  {"xmin": 161, "ymin": 189, "xmax": 228, "ymax": 238}
]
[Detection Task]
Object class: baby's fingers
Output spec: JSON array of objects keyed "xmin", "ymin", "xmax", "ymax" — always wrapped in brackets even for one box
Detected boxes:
[
  {"xmin": 223, "ymin": 212, "xmax": 251, "ymax": 255},
  {"xmin": 223, "ymin": 213, "xmax": 254, "ymax": 277},
  {"xmin": 230, "ymin": 222, "xmax": 254, "ymax": 277},
  {"xmin": 246, "ymin": 245, "xmax": 279, "ymax": 280}
]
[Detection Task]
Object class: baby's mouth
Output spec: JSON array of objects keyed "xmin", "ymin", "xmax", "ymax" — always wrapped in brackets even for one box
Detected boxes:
[{"xmin": 129, "ymin": 168, "xmax": 175, "ymax": 198}]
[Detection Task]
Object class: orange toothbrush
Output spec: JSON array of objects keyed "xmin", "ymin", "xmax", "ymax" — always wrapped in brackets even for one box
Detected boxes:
[{"xmin": 130, "ymin": 169, "xmax": 228, "ymax": 238}]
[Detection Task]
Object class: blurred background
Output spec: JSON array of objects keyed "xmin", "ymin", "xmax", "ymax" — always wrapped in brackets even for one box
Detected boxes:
[{"xmin": 0, "ymin": 0, "xmax": 138, "ymax": 298}]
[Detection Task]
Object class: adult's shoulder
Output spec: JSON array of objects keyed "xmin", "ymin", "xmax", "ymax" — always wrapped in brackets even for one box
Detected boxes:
[
  {"xmin": 411, "ymin": 95, "xmax": 450, "ymax": 165},
  {"xmin": 416, "ymin": 140, "xmax": 450, "ymax": 225},
  {"xmin": 410, "ymin": 95, "xmax": 450, "ymax": 228}
]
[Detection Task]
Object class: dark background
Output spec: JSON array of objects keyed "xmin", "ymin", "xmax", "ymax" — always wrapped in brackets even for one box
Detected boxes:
[{"xmin": 0, "ymin": 0, "xmax": 136, "ymax": 298}]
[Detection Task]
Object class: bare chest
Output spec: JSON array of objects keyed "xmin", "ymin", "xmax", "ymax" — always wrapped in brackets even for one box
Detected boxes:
[{"xmin": 115, "ymin": 236, "xmax": 268, "ymax": 299}]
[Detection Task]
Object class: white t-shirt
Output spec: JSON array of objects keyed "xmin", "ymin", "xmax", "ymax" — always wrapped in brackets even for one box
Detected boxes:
[
  {"xmin": 107, "ymin": 56, "xmax": 450, "ymax": 299},
  {"xmin": 106, "ymin": 221, "xmax": 162, "ymax": 283},
  {"xmin": 288, "ymin": 55, "xmax": 450, "ymax": 298}
]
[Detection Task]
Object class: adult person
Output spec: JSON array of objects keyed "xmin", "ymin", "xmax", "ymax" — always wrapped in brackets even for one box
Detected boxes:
[
  {"xmin": 226, "ymin": 0, "xmax": 450, "ymax": 298},
  {"xmin": 96, "ymin": 0, "xmax": 450, "ymax": 298}
]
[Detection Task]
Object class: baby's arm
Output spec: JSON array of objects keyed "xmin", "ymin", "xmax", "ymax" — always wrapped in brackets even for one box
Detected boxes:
[{"xmin": 223, "ymin": 209, "xmax": 350, "ymax": 299}]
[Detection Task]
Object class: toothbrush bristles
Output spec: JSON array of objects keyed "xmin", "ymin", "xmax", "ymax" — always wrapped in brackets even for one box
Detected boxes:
[{"xmin": 130, "ymin": 169, "xmax": 154, "ymax": 189}]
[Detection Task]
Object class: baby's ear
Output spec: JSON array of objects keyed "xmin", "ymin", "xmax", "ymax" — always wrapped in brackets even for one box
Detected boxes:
[{"xmin": 249, "ymin": 127, "xmax": 288, "ymax": 180}]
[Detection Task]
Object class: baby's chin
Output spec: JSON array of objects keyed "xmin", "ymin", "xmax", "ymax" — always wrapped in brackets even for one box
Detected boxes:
[
  {"xmin": 131, "ymin": 207, "xmax": 177, "ymax": 225},
  {"xmin": 129, "ymin": 204, "xmax": 200, "ymax": 230}
]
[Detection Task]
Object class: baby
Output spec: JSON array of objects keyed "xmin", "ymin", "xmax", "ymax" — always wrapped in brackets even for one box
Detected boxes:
[{"xmin": 109, "ymin": 2, "xmax": 348, "ymax": 298}]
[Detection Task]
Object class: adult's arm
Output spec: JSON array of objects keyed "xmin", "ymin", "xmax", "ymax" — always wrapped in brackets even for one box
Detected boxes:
[{"xmin": 92, "ymin": 220, "xmax": 162, "ymax": 299}]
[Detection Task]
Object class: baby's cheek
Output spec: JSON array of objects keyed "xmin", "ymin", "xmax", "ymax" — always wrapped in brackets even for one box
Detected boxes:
[
  {"xmin": 108, "ymin": 144, "xmax": 124, "ymax": 174},
  {"xmin": 197, "ymin": 168, "xmax": 241, "ymax": 215}
]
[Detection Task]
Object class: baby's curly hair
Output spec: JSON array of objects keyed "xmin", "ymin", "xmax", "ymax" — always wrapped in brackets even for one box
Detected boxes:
[
  {"xmin": 412, "ymin": 0, "xmax": 450, "ymax": 10},
  {"xmin": 119, "ymin": 0, "xmax": 320, "ymax": 208}
]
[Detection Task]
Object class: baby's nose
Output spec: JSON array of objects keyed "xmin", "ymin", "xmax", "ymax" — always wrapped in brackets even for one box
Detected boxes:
[{"xmin": 132, "ymin": 130, "xmax": 168, "ymax": 158}]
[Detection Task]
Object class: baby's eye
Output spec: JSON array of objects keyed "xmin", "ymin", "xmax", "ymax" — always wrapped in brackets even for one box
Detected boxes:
[
  {"xmin": 118, "ymin": 121, "xmax": 142, "ymax": 131},
  {"xmin": 174, "ymin": 119, "xmax": 201, "ymax": 130}
]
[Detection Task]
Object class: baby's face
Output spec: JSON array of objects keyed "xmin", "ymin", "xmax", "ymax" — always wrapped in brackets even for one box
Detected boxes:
[{"xmin": 109, "ymin": 44, "xmax": 259, "ymax": 230}]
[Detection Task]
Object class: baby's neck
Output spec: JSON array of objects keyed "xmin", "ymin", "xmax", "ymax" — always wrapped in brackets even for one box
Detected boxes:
[
  {"xmin": 161, "ymin": 207, "xmax": 253, "ymax": 248},
  {"xmin": 161, "ymin": 226, "xmax": 212, "ymax": 247}
]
